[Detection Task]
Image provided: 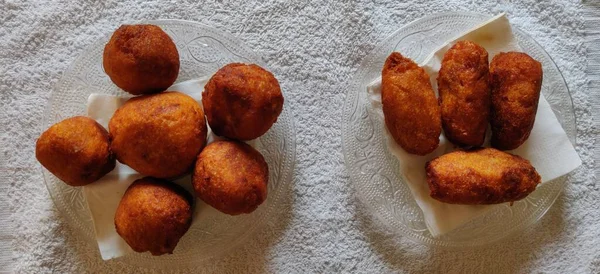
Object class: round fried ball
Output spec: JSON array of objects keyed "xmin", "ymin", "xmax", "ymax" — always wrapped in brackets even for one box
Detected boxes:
[
  {"xmin": 109, "ymin": 92, "xmax": 207, "ymax": 178},
  {"xmin": 35, "ymin": 116, "xmax": 115, "ymax": 186},
  {"xmin": 192, "ymin": 140, "xmax": 268, "ymax": 215},
  {"xmin": 202, "ymin": 63, "xmax": 284, "ymax": 140},
  {"xmin": 103, "ymin": 24, "xmax": 180, "ymax": 95},
  {"xmin": 115, "ymin": 177, "xmax": 193, "ymax": 256}
]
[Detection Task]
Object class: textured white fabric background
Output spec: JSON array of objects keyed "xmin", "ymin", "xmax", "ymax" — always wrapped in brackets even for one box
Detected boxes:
[{"xmin": 1, "ymin": 0, "xmax": 598, "ymax": 273}]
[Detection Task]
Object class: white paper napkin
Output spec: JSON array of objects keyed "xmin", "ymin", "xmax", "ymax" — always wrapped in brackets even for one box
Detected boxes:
[
  {"xmin": 366, "ymin": 14, "xmax": 582, "ymax": 237},
  {"xmin": 84, "ymin": 76, "xmax": 258, "ymax": 260}
]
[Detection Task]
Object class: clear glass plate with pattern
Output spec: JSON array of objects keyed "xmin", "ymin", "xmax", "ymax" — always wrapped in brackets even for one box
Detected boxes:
[
  {"xmin": 42, "ymin": 19, "xmax": 296, "ymax": 268},
  {"xmin": 342, "ymin": 12, "xmax": 576, "ymax": 247}
]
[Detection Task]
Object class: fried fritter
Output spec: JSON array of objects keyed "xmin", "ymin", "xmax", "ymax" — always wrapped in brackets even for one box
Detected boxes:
[
  {"xmin": 490, "ymin": 52, "xmax": 543, "ymax": 150},
  {"xmin": 426, "ymin": 148, "xmax": 541, "ymax": 205},
  {"xmin": 114, "ymin": 177, "xmax": 193, "ymax": 256},
  {"xmin": 36, "ymin": 116, "xmax": 115, "ymax": 186},
  {"xmin": 202, "ymin": 63, "xmax": 284, "ymax": 140},
  {"xmin": 381, "ymin": 52, "xmax": 441, "ymax": 155},
  {"xmin": 192, "ymin": 140, "xmax": 268, "ymax": 215},
  {"xmin": 438, "ymin": 41, "xmax": 491, "ymax": 147},
  {"xmin": 103, "ymin": 24, "xmax": 180, "ymax": 95},
  {"xmin": 109, "ymin": 92, "xmax": 207, "ymax": 178}
]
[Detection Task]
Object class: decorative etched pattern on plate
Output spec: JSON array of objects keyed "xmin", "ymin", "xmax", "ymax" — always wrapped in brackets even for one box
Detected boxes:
[
  {"xmin": 342, "ymin": 12, "xmax": 575, "ymax": 247},
  {"xmin": 42, "ymin": 20, "xmax": 296, "ymax": 269}
]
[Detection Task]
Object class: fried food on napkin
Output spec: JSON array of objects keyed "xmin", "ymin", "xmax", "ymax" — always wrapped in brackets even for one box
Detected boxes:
[
  {"xmin": 109, "ymin": 91, "xmax": 207, "ymax": 178},
  {"xmin": 192, "ymin": 140, "xmax": 268, "ymax": 215},
  {"xmin": 490, "ymin": 52, "xmax": 543, "ymax": 150},
  {"xmin": 438, "ymin": 41, "xmax": 491, "ymax": 147},
  {"xmin": 381, "ymin": 52, "xmax": 441, "ymax": 155},
  {"xmin": 426, "ymin": 148, "xmax": 541, "ymax": 205},
  {"xmin": 114, "ymin": 177, "xmax": 193, "ymax": 256},
  {"xmin": 36, "ymin": 116, "xmax": 115, "ymax": 186},
  {"xmin": 202, "ymin": 63, "xmax": 284, "ymax": 140},
  {"xmin": 103, "ymin": 24, "xmax": 180, "ymax": 95}
]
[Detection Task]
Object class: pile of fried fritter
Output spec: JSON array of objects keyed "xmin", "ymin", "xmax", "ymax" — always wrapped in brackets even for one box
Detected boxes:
[
  {"xmin": 36, "ymin": 24, "xmax": 284, "ymax": 255},
  {"xmin": 381, "ymin": 41, "xmax": 543, "ymax": 205}
]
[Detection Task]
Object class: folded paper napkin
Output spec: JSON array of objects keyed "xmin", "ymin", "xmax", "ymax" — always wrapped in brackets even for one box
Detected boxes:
[
  {"xmin": 366, "ymin": 14, "xmax": 582, "ymax": 237},
  {"xmin": 85, "ymin": 76, "xmax": 256, "ymax": 260}
]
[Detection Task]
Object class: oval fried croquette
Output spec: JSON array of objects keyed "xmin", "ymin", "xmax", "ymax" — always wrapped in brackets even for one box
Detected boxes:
[
  {"xmin": 103, "ymin": 24, "xmax": 180, "ymax": 95},
  {"xmin": 114, "ymin": 177, "xmax": 193, "ymax": 256},
  {"xmin": 192, "ymin": 140, "xmax": 268, "ymax": 215},
  {"xmin": 438, "ymin": 41, "xmax": 491, "ymax": 147},
  {"xmin": 109, "ymin": 92, "xmax": 207, "ymax": 178},
  {"xmin": 490, "ymin": 52, "xmax": 543, "ymax": 150},
  {"xmin": 202, "ymin": 63, "xmax": 284, "ymax": 140},
  {"xmin": 35, "ymin": 116, "xmax": 115, "ymax": 186},
  {"xmin": 425, "ymin": 148, "xmax": 541, "ymax": 205},
  {"xmin": 381, "ymin": 52, "xmax": 442, "ymax": 155}
]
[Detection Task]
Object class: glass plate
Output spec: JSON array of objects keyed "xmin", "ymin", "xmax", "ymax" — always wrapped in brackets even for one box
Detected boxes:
[
  {"xmin": 342, "ymin": 12, "xmax": 576, "ymax": 247},
  {"xmin": 42, "ymin": 19, "xmax": 296, "ymax": 269}
]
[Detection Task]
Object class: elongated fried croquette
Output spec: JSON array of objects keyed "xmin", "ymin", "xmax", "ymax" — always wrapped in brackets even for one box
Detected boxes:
[
  {"xmin": 490, "ymin": 52, "xmax": 543, "ymax": 150},
  {"xmin": 438, "ymin": 41, "xmax": 491, "ymax": 147},
  {"xmin": 426, "ymin": 148, "xmax": 541, "ymax": 205},
  {"xmin": 381, "ymin": 52, "xmax": 441, "ymax": 155}
]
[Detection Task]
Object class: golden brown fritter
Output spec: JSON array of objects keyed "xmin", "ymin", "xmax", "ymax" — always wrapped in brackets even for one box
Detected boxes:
[
  {"xmin": 114, "ymin": 177, "xmax": 193, "ymax": 256},
  {"xmin": 426, "ymin": 148, "xmax": 541, "ymax": 205},
  {"xmin": 438, "ymin": 41, "xmax": 491, "ymax": 147},
  {"xmin": 192, "ymin": 140, "xmax": 268, "ymax": 215},
  {"xmin": 202, "ymin": 63, "xmax": 284, "ymax": 140},
  {"xmin": 490, "ymin": 52, "xmax": 543, "ymax": 150},
  {"xmin": 109, "ymin": 92, "xmax": 207, "ymax": 178},
  {"xmin": 381, "ymin": 52, "xmax": 441, "ymax": 155},
  {"xmin": 103, "ymin": 24, "xmax": 180, "ymax": 95},
  {"xmin": 35, "ymin": 116, "xmax": 115, "ymax": 186}
]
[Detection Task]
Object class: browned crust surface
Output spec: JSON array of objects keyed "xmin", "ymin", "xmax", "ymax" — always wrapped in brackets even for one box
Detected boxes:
[
  {"xmin": 202, "ymin": 63, "xmax": 284, "ymax": 140},
  {"xmin": 192, "ymin": 140, "xmax": 268, "ymax": 215},
  {"xmin": 438, "ymin": 40, "xmax": 491, "ymax": 147},
  {"xmin": 490, "ymin": 52, "xmax": 543, "ymax": 150},
  {"xmin": 426, "ymin": 148, "xmax": 541, "ymax": 205},
  {"xmin": 381, "ymin": 52, "xmax": 441, "ymax": 155},
  {"xmin": 35, "ymin": 116, "xmax": 115, "ymax": 186}
]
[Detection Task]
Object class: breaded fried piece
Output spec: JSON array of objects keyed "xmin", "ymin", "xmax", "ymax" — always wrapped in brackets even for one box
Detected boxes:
[
  {"xmin": 192, "ymin": 140, "xmax": 268, "ymax": 215},
  {"xmin": 203, "ymin": 63, "xmax": 284, "ymax": 140},
  {"xmin": 109, "ymin": 92, "xmax": 207, "ymax": 178},
  {"xmin": 438, "ymin": 41, "xmax": 491, "ymax": 147},
  {"xmin": 426, "ymin": 148, "xmax": 541, "ymax": 205},
  {"xmin": 115, "ymin": 177, "xmax": 193, "ymax": 256},
  {"xmin": 36, "ymin": 116, "xmax": 115, "ymax": 186},
  {"xmin": 490, "ymin": 52, "xmax": 543, "ymax": 150},
  {"xmin": 381, "ymin": 52, "xmax": 441, "ymax": 155},
  {"xmin": 103, "ymin": 24, "xmax": 180, "ymax": 95}
]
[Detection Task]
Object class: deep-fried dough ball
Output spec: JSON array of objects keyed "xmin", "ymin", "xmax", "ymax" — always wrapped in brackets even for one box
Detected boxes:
[
  {"xmin": 35, "ymin": 116, "xmax": 115, "ymax": 186},
  {"xmin": 192, "ymin": 140, "xmax": 268, "ymax": 215},
  {"xmin": 202, "ymin": 63, "xmax": 284, "ymax": 140},
  {"xmin": 490, "ymin": 52, "xmax": 543, "ymax": 150},
  {"xmin": 103, "ymin": 24, "xmax": 180, "ymax": 95},
  {"xmin": 109, "ymin": 92, "xmax": 207, "ymax": 178},
  {"xmin": 438, "ymin": 41, "xmax": 491, "ymax": 147},
  {"xmin": 381, "ymin": 52, "xmax": 441, "ymax": 155},
  {"xmin": 115, "ymin": 177, "xmax": 193, "ymax": 256},
  {"xmin": 426, "ymin": 148, "xmax": 541, "ymax": 205}
]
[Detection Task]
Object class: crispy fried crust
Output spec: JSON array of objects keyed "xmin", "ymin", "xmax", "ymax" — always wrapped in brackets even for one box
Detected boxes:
[
  {"xmin": 103, "ymin": 24, "xmax": 180, "ymax": 95},
  {"xmin": 35, "ymin": 116, "xmax": 115, "ymax": 186},
  {"xmin": 202, "ymin": 63, "xmax": 284, "ymax": 140},
  {"xmin": 425, "ymin": 148, "xmax": 541, "ymax": 205},
  {"xmin": 490, "ymin": 52, "xmax": 543, "ymax": 150},
  {"xmin": 114, "ymin": 177, "xmax": 193, "ymax": 256},
  {"xmin": 438, "ymin": 41, "xmax": 490, "ymax": 147},
  {"xmin": 192, "ymin": 140, "xmax": 268, "ymax": 215},
  {"xmin": 109, "ymin": 92, "xmax": 207, "ymax": 178},
  {"xmin": 381, "ymin": 52, "xmax": 441, "ymax": 155}
]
